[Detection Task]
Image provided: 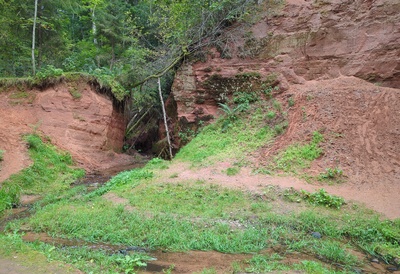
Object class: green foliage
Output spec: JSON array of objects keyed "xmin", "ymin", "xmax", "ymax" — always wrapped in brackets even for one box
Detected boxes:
[
  {"xmin": 87, "ymin": 169, "xmax": 153, "ymax": 198},
  {"xmin": 0, "ymin": 149, "xmax": 4, "ymax": 161},
  {"xmin": 288, "ymin": 97, "xmax": 295, "ymax": 107},
  {"xmin": 295, "ymin": 260, "xmax": 346, "ymax": 274},
  {"xmin": 176, "ymin": 114, "xmax": 275, "ymax": 165},
  {"xmin": 3, "ymin": 168, "xmax": 400, "ymax": 272},
  {"xmin": 233, "ymin": 91, "xmax": 258, "ymax": 105},
  {"xmin": 0, "ymin": 134, "xmax": 84, "ymax": 214},
  {"xmin": 0, "ymin": 184, "xmax": 21, "ymax": 213},
  {"xmin": 301, "ymin": 189, "xmax": 345, "ymax": 209},
  {"xmin": 28, "ymin": 198, "xmax": 271, "ymax": 253},
  {"xmin": 261, "ymin": 85, "xmax": 279, "ymax": 98},
  {"xmin": 266, "ymin": 111, "xmax": 276, "ymax": 119},
  {"xmin": 318, "ymin": 167, "xmax": 344, "ymax": 183},
  {"xmin": 226, "ymin": 167, "xmax": 240, "ymax": 176},
  {"xmin": 35, "ymin": 65, "xmax": 63, "ymax": 81},
  {"xmin": 274, "ymin": 121, "xmax": 289, "ymax": 135},
  {"xmin": 92, "ymin": 68, "xmax": 129, "ymax": 101},
  {"xmin": 24, "ymin": 239, "xmax": 154, "ymax": 274},
  {"xmin": 274, "ymin": 131, "xmax": 324, "ymax": 172},
  {"xmin": 245, "ymin": 254, "xmax": 289, "ymax": 272},
  {"xmin": 116, "ymin": 254, "xmax": 148, "ymax": 273},
  {"xmin": 117, "ymin": 182, "xmax": 249, "ymax": 218},
  {"xmin": 313, "ymin": 240, "xmax": 358, "ymax": 266},
  {"xmin": 272, "ymin": 99, "xmax": 282, "ymax": 112},
  {"xmin": 178, "ymin": 128, "xmax": 198, "ymax": 144},
  {"xmin": 145, "ymin": 157, "xmax": 170, "ymax": 170}
]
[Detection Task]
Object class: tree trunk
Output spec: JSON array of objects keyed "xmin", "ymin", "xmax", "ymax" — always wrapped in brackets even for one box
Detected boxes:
[
  {"xmin": 158, "ymin": 78, "xmax": 173, "ymax": 160},
  {"xmin": 32, "ymin": 0, "xmax": 38, "ymax": 75},
  {"xmin": 92, "ymin": 6, "xmax": 97, "ymax": 45}
]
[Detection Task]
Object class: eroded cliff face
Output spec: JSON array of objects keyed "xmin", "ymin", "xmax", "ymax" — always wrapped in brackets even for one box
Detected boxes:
[
  {"xmin": 170, "ymin": 0, "xmax": 400, "ymax": 127},
  {"xmin": 168, "ymin": 0, "xmax": 400, "ymax": 216},
  {"xmin": 0, "ymin": 80, "xmax": 135, "ymax": 182}
]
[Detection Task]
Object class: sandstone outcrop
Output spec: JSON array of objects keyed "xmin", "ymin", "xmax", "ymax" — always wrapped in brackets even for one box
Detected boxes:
[
  {"xmin": 168, "ymin": 0, "xmax": 400, "ymax": 217},
  {"xmin": 0, "ymin": 80, "xmax": 135, "ymax": 182},
  {"xmin": 170, "ymin": 0, "xmax": 399, "ymax": 129}
]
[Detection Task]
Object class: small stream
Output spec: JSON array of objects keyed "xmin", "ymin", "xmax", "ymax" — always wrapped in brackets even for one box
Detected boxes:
[{"xmin": 1, "ymin": 173, "xmax": 399, "ymax": 273}]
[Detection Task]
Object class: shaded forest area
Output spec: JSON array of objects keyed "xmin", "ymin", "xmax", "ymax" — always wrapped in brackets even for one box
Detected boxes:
[{"xmin": 0, "ymin": 0, "xmax": 259, "ymax": 90}]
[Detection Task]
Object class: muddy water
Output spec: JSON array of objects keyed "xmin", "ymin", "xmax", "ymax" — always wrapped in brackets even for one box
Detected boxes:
[
  {"xmin": 20, "ymin": 231, "xmax": 250, "ymax": 273},
  {"xmin": 19, "ymin": 231, "xmax": 400, "ymax": 274},
  {"xmin": 0, "ymin": 171, "xmax": 114, "ymax": 232},
  {"xmin": 1, "ymin": 173, "xmax": 399, "ymax": 273}
]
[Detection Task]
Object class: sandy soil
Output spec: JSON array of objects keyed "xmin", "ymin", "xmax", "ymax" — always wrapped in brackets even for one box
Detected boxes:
[
  {"xmin": 2, "ymin": 77, "xmax": 399, "ymax": 272},
  {"xmin": 0, "ymin": 82, "xmax": 138, "ymax": 182}
]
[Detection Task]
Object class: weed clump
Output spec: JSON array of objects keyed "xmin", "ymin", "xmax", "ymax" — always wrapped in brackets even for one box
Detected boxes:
[
  {"xmin": 86, "ymin": 169, "xmax": 153, "ymax": 198},
  {"xmin": 318, "ymin": 167, "xmax": 345, "ymax": 183},
  {"xmin": 301, "ymin": 189, "xmax": 345, "ymax": 209},
  {"xmin": 273, "ymin": 131, "xmax": 324, "ymax": 172}
]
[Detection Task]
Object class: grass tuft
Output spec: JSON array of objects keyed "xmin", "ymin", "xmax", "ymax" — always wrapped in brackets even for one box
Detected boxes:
[{"xmin": 273, "ymin": 131, "xmax": 324, "ymax": 172}]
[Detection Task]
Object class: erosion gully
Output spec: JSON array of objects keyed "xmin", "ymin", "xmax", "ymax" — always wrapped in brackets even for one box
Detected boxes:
[{"xmin": 0, "ymin": 172, "xmax": 398, "ymax": 273}]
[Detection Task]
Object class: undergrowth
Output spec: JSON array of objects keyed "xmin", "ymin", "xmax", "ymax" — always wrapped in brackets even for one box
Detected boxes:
[
  {"xmin": 0, "ymin": 134, "xmax": 84, "ymax": 214},
  {"xmin": 175, "ymin": 98, "xmax": 286, "ymax": 166},
  {"xmin": 9, "ymin": 179, "xmax": 398, "ymax": 273},
  {"xmin": 273, "ymin": 131, "xmax": 324, "ymax": 173}
]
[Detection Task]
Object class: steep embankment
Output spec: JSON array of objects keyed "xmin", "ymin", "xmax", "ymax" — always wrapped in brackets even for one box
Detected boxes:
[
  {"xmin": 0, "ymin": 80, "xmax": 135, "ymax": 182},
  {"xmin": 169, "ymin": 0, "xmax": 400, "ymax": 218}
]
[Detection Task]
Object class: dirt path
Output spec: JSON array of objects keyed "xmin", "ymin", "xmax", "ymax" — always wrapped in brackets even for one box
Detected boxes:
[
  {"xmin": 162, "ymin": 152, "xmax": 400, "ymax": 219},
  {"xmin": 162, "ymin": 77, "xmax": 400, "ymax": 221}
]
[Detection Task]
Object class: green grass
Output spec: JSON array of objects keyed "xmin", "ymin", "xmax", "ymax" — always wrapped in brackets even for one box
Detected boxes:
[
  {"xmin": 301, "ymin": 189, "xmax": 345, "ymax": 209},
  {"xmin": 27, "ymin": 198, "xmax": 272, "ymax": 253},
  {"xmin": 313, "ymin": 240, "xmax": 358, "ymax": 266},
  {"xmin": 226, "ymin": 167, "xmax": 240, "ymax": 176},
  {"xmin": 0, "ymin": 149, "xmax": 4, "ymax": 161},
  {"xmin": 318, "ymin": 167, "xmax": 345, "ymax": 184},
  {"xmin": 245, "ymin": 253, "xmax": 290, "ymax": 272},
  {"xmin": 3, "ymin": 164, "xmax": 399, "ymax": 273},
  {"xmin": 175, "ymin": 113, "xmax": 275, "ymax": 165},
  {"xmin": 273, "ymin": 131, "xmax": 324, "ymax": 172},
  {"xmin": 1, "ymin": 90, "xmax": 399, "ymax": 273},
  {"xmin": 0, "ymin": 134, "xmax": 84, "ymax": 214},
  {"xmin": 115, "ymin": 182, "xmax": 256, "ymax": 218},
  {"xmin": 0, "ymin": 233, "xmax": 150, "ymax": 274}
]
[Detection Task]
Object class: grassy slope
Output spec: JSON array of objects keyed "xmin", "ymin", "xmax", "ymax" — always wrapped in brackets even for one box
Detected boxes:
[
  {"xmin": 0, "ymin": 99, "xmax": 399, "ymax": 273},
  {"xmin": 0, "ymin": 134, "xmax": 84, "ymax": 213}
]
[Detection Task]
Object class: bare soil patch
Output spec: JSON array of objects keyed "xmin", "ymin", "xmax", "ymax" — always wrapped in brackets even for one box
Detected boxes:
[
  {"xmin": 162, "ymin": 77, "xmax": 400, "ymax": 219},
  {"xmin": 0, "ymin": 83, "xmax": 138, "ymax": 182}
]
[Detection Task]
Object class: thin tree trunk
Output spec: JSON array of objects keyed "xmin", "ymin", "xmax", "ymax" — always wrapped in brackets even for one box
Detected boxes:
[
  {"xmin": 32, "ymin": 0, "xmax": 38, "ymax": 75},
  {"xmin": 158, "ymin": 78, "xmax": 173, "ymax": 160},
  {"xmin": 92, "ymin": 5, "xmax": 97, "ymax": 45}
]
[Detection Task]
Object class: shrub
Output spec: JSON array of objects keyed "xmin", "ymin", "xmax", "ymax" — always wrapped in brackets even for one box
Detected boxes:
[
  {"xmin": 233, "ymin": 91, "xmax": 258, "ymax": 105},
  {"xmin": 35, "ymin": 65, "xmax": 63, "ymax": 81}
]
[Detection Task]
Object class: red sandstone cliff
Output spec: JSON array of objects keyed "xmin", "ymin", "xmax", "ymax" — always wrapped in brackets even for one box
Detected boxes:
[
  {"xmin": 0, "ymin": 79, "xmax": 135, "ymax": 182},
  {"xmin": 167, "ymin": 0, "xmax": 400, "ymax": 216}
]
